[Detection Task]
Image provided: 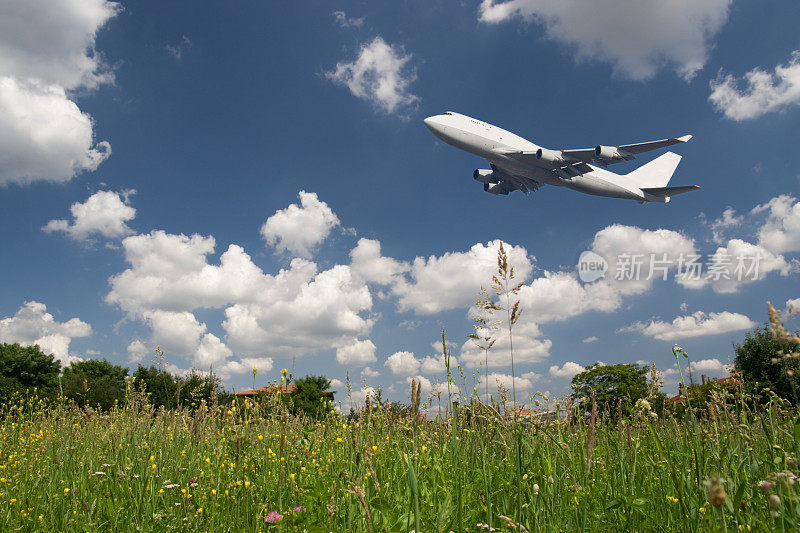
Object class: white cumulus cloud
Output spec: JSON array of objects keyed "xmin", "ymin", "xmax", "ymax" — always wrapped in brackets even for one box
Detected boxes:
[
  {"xmin": 326, "ymin": 36, "xmax": 419, "ymax": 115},
  {"xmin": 0, "ymin": 0, "xmax": 118, "ymax": 185},
  {"xmin": 384, "ymin": 351, "xmax": 420, "ymax": 376},
  {"xmin": 127, "ymin": 339, "xmax": 149, "ymax": 363},
  {"xmin": 620, "ymin": 311, "xmax": 756, "ymax": 341},
  {"xmin": 260, "ymin": 191, "xmax": 340, "ymax": 259},
  {"xmin": 549, "ymin": 361, "xmax": 585, "ymax": 379},
  {"xmin": 0, "ymin": 301, "xmax": 91, "ymax": 364},
  {"xmin": 753, "ymin": 195, "xmax": 800, "ymax": 255},
  {"xmin": 392, "ymin": 240, "xmax": 533, "ymax": 315},
  {"xmin": 43, "ymin": 190, "xmax": 135, "ymax": 240},
  {"xmin": 687, "ymin": 358, "xmax": 726, "ymax": 375},
  {"xmin": 478, "ymin": 0, "xmax": 732, "ymax": 81},
  {"xmin": 335, "ymin": 338, "xmax": 377, "ymax": 366},
  {"xmin": 480, "ymin": 372, "xmax": 536, "ymax": 393},
  {"xmin": 350, "ymin": 238, "xmax": 409, "ymax": 285},
  {"xmin": 710, "ymin": 51, "xmax": 800, "ymax": 120},
  {"xmin": 0, "ymin": 78, "xmax": 111, "ymax": 184}
]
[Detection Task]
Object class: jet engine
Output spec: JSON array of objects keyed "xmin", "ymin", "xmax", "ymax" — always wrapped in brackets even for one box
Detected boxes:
[
  {"xmin": 473, "ymin": 169, "xmax": 498, "ymax": 184},
  {"xmin": 483, "ymin": 182, "xmax": 508, "ymax": 195},
  {"xmin": 594, "ymin": 145, "xmax": 623, "ymax": 162},
  {"xmin": 535, "ymin": 148, "xmax": 565, "ymax": 165}
]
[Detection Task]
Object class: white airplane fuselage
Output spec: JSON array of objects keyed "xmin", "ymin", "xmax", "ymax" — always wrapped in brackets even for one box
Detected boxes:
[{"xmin": 423, "ymin": 112, "xmax": 672, "ymax": 202}]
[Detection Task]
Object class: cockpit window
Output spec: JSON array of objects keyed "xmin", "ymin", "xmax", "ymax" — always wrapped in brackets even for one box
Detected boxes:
[{"xmin": 444, "ymin": 112, "xmax": 453, "ymax": 116}]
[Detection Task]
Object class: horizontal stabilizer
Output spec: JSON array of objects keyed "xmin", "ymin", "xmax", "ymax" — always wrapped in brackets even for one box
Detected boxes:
[
  {"xmin": 641, "ymin": 185, "xmax": 700, "ymax": 198},
  {"xmin": 619, "ymin": 135, "xmax": 692, "ymax": 154}
]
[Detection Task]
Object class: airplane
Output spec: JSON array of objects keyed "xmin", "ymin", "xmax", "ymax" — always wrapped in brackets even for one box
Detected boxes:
[{"xmin": 423, "ymin": 111, "xmax": 698, "ymax": 203}]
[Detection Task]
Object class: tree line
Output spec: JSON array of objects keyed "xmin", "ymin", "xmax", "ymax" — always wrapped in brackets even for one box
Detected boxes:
[
  {"xmin": 0, "ymin": 343, "xmax": 334, "ymax": 418},
  {"xmin": 0, "ymin": 316, "xmax": 797, "ymax": 419}
]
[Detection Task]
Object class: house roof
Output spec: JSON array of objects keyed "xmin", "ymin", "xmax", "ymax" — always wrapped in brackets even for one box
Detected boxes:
[{"xmin": 235, "ymin": 384, "xmax": 334, "ymax": 396}]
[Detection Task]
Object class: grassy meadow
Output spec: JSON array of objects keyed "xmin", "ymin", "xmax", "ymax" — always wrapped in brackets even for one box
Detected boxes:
[{"xmin": 1, "ymin": 378, "xmax": 799, "ymax": 532}]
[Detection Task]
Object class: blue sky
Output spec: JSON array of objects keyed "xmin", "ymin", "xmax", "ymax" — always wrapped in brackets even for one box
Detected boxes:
[{"xmin": 1, "ymin": 0, "xmax": 799, "ymax": 409}]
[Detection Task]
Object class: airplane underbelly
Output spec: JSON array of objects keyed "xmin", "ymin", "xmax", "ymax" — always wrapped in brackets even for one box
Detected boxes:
[
  {"xmin": 438, "ymin": 127, "xmax": 499, "ymax": 159},
  {"xmin": 566, "ymin": 175, "xmax": 640, "ymax": 200}
]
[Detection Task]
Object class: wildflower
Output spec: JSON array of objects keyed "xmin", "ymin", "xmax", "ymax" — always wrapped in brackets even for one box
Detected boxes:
[
  {"xmin": 372, "ymin": 445, "xmax": 378, "ymax": 453},
  {"xmin": 336, "ymin": 437, "xmax": 343, "ymax": 443},
  {"xmin": 759, "ymin": 480, "xmax": 772, "ymax": 494},
  {"xmin": 211, "ymin": 489, "xmax": 216, "ymax": 496},
  {"xmin": 244, "ymin": 481, "xmax": 251, "ymax": 489},
  {"xmin": 533, "ymin": 483, "xmax": 540, "ymax": 494},
  {"xmin": 94, "ymin": 471, "xmax": 105, "ymax": 476},
  {"xmin": 63, "ymin": 488, "xmax": 70, "ymax": 494},
  {"xmin": 293, "ymin": 506, "xmax": 306, "ymax": 513},
  {"xmin": 666, "ymin": 495, "xmax": 679, "ymax": 503},
  {"xmin": 265, "ymin": 511, "xmax": 283, "ymax": 524}
]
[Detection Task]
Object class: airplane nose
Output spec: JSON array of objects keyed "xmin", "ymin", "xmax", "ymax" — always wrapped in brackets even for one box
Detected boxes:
[{"xmin": 423, "ymin": 116, "xmax": 441, "ymax": 133}]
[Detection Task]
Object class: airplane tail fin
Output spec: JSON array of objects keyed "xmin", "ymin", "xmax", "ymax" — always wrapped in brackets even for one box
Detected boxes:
[{"xmin": 627, "ymin": 152, "xmax": 682, "ymax": 188}]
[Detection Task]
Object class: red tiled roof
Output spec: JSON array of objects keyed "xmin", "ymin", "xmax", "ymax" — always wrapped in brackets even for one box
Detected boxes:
[{"xmin": 235, "ymin": 384, "xmax": 333, "ymax": 396}]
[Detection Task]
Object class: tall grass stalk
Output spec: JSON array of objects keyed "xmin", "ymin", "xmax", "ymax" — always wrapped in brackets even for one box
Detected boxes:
[{"xmin": 492, "ymin": 242, "xmax": 525, "ymax": 524}]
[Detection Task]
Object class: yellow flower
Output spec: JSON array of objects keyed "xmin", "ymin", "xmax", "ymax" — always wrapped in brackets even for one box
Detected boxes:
[
  {"xmin": 244, "ymin": 481, "xmax": 251, "ymax": 489},
  {"xmin": 211, "ymin": 489, "xmax": 216, "ymax": 496},
  {"xmin": 63, "ymin": 488, "xmax": 70, "ymax": 494},
  {"xmin": 258, "ymin": 435, "xmax": 263, "ymax": 441},
  {"xmin": 336, "ymin": 437, "xmax": 343, "ymax": 443},
  {"xmin": 372, "ymin": 445, "xmax": 378, "ymax": 453},
  {"xmin": 197, "ymin": 508, "xmax": 203, "ymax": 514},
  {"xmin": 281, "ymin": 368, "xmax": 288, "ymax": 375},
  {"xmin": 236, "ymin": 480, "xmax": 241, "ymax": 486},
  {"xmin": 149, "ymin": 455, "xmax": 154, "ymax": 463},
  {"xmin": 290, "ymin": 473, "xmax": 295, "ymax": 480}
]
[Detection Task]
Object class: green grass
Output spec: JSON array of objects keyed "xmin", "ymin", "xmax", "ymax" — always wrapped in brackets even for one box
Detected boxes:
[{"xmin": 0, "ymin": 386, "xmax": 798, "ymax": 532}]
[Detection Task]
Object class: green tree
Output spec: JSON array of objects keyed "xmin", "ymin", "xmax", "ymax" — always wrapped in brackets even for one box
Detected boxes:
[
  {"xmin": 284, "ymin": 375, "xmax": 333, "ymax": 419},
  {"xmin": 0, "ymin": 343, "xmax": 61, "ymax": 404},
  {"xmin": 61, "ymin": 359, "xmax": 129, "ymax": 411},
  {"xmin": 571, "ymin": 363, "xmax": 649, "ymax": 416},
  {"xmin": 735, "ymin": 325, "xmax": 800, "ymax": 404},
  {"xmin": 132, "ymin": 365, "xmax": 225, "ymax": 409}
]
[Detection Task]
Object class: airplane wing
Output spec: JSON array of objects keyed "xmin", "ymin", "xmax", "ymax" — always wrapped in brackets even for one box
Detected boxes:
[
  {"xmin": 490, "ymin": 163, "xmax": 542, "ymax": 194},
  {"xmin": 561, "ymin": 135, "xmax": 692, "ymax": 165},
  {"xmin": 499, "ymin": 150, "xmax": 593, "ymax": 174}
]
